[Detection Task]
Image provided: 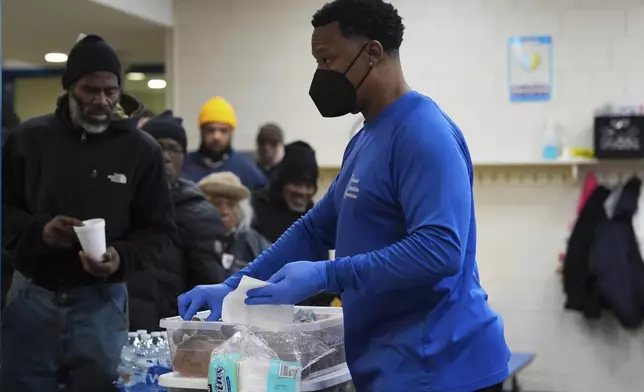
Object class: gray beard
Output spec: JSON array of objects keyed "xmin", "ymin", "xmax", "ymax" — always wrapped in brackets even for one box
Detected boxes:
[{"xmin": 69, "ymin": 95, "xmax": 109, "ymax": 134}]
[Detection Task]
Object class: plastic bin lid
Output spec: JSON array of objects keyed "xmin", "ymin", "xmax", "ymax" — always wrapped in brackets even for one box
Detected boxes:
[{"xmin": 160, "ymin": 306, "xmax": 342, "ymax": 332}]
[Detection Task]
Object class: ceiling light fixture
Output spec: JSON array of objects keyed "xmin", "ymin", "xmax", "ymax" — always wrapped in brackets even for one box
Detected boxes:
[
  {"xmin": 147, "ymin": 79, "xmax": 167, "ymax": 89},
  {"xmin": 126, "ymin": 72, "xmax": 146, "ymax": 81},
  {"xmin": 44, "ymin": 53, "xmax": 68, "ymax": 63}
]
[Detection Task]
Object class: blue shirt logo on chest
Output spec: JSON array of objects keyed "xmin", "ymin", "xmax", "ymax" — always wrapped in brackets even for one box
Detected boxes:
[{"xmin": 343, "ymin": 174, "xmax": 361, "ymax": 199}]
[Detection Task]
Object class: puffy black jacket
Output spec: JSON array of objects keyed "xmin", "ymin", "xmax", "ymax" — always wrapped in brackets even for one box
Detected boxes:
[
  {"xmin": 2, "ymin": 93, "xmax": 175, "ymax": 290},
  {"xmin": 128, "ymin": 178, "xmax": 227, "ymax": 331}
]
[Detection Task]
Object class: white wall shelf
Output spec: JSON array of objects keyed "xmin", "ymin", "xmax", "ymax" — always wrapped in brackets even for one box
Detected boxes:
[{"xmin": 320, "ymin": 159, "xmax": 644, "ymax": 186}]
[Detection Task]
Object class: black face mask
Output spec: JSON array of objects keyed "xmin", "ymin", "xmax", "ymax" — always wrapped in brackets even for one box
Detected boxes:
[{"xmin": 309, "ymin": 43, "xmax": 373, "ymax": 118}]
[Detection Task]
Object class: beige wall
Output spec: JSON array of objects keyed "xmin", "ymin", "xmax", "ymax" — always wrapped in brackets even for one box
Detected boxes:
[
  {"xmin": 171, "ymin": 0, "xmax": 644, "ymax": 166},
  {"xmin": 13, "ymin": 77, "xmax": 167, "ymax": 122}
]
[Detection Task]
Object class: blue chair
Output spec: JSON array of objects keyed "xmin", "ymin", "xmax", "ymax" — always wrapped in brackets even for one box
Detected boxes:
[{"xmin": 506, "ymin": 353, "xmax": 536, "ymax": 392}]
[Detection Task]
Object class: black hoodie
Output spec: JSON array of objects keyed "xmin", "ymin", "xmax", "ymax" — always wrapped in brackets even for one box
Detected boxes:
[{"xmin": 2, "ymin": 93, "xmax": 176, "ymax": 290}]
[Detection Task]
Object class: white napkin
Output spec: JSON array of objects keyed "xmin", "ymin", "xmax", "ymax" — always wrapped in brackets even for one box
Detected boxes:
[{"xmin": 221, "ymin": 276, "xmax": 294, "ymax": 330}]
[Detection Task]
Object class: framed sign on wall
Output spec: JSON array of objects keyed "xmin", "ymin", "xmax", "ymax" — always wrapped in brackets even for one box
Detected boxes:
[{"xmin": 508, "ymin": 35, "xmax": 552, "ymax": 103}]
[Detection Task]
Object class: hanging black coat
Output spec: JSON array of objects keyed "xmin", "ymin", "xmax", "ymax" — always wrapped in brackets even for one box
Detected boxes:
[
  {"xmin": 590, "ymin": 177, "xmax": 644, "ymax": 328},
  {"xmin": 563, "ymin": 185, "xmax": 610, "ymax": 318}
]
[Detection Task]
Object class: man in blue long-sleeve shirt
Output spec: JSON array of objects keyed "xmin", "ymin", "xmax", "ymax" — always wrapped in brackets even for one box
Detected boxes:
[{"xmin": 178, "ymin": 0, "xmax": 510, "ymax": 390}]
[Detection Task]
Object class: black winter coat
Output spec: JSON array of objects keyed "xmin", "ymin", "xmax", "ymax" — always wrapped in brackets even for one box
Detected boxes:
[
  {"xmin": 590, "ymin": 177, "xmax": 644, "ymax": 328},
  {"xmin": 251, "ymin": 186, "xmax": 312, "ymax": 244},
  {"xmin": 563, "ymin": 186, "xmax": 610, "ymax": 318},
  {"xmin": 2, "ymin": 93, "xmax": 176, "ymax": 290},
  {"xmin": 127, "ymin": 178, "xmax": 227, "ymax": 331}
]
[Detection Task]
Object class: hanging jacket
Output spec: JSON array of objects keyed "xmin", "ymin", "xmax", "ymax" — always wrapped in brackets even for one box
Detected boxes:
[
  {"xmin": 590, "ymin": 177, "xmax": 644, "ymax": 328},
  {"xmin": 2, "ymin": 93, "xmax": 176, "ymax": 290},
  {"xmin": 563, "ymin": 186, "xmax": 610, "ymax": 318},
  {"xmin": 128, "ymin": 178, "xmax": 228, "ymax": 330}
]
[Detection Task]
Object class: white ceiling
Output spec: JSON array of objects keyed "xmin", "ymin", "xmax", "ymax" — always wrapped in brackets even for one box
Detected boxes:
[{"xmin": 2, "ymin": 0, "xmax": 167, "ymax": 68}]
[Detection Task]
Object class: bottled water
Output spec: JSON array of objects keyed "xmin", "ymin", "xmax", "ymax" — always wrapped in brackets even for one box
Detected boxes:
[
  {"xmin": 116, "ymin": 332, "xmax": 141, "ymax": 391},
  {"xmin": 117, "ymin": 331, "xmax": 173, "ymax": 391},
  {"xmin": 124, "ymin": 334, "xmax": 157, "ymax": 392},
  {"xmin": 156, "ymin": 331, "xmax": 173, "ymax": 370},
  {"xmin": 150, "ymin": 331, "xmax": 161, "ymax": 346},
  {"xmin": 137, "ymin": 329, "xmax": 148, "ymax": 338},
  {"xmin": 148, "ymin": 332, "xmax": 172, "ymax": 392}
]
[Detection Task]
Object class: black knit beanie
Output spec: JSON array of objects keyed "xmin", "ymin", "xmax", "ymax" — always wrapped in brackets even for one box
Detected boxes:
[
  {"xmin": 277, "ymin": 141, "xmax": 319, "ymax": 187},
  {"xmin": 142, "ymin": 110, "xmax": 188, "ymax": 153},
  {"xmin": 62, "ymin": 35, "xmax": 122, "ymax": 89}
]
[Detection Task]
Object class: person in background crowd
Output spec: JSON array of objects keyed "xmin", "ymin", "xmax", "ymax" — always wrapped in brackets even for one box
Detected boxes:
[
  {"xmin": 252, "ymin": 141, "xmax": 319, "ymax": 244},
  {"xmin": 126, "ymin": 110, "xmax": 228, "ymax": 331},
  {"xmin": 198, "ymin": 172, "xmax": 271, "ymax": 276},
  {"xmin": 182, "ymin": 96, "xmax": 267, "ymax": 189},
  {"xmin": 1, "ymin": 104, "xmax": 20, "ymax": 310},
  {"xmin": 178, "ymin": 0, "xmax": 509, "ymax": 390},
  {"xmin": 136, "ymin": 108, "xmax": 155, "ymax": 129},
  {"xmin": 251, "ymin": 141, "xmax": 337, "ymax": 306},
  {"xmin": 0, "ymin": 35, "xmax": 175, "ymax": 392},
  {"xmin": 256, "ymin": 122, "xmax": 285, "ymax": 177}
]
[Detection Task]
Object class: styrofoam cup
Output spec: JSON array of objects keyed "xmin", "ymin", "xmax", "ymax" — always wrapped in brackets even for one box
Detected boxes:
[{"xmin": 73, "ymin": 218, "xmax": 106, "ymax": 260}]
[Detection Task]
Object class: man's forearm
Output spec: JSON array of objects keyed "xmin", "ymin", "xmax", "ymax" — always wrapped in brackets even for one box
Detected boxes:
[{"xmin": 325, "ymin": 227, "xmax": 462, "ymax": 295}]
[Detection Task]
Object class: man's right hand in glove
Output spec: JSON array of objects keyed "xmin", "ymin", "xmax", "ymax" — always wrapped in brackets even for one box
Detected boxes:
[
  {"xmin": 178, "ymin": 283, "xmax": 234, "ymax": 321},
  {"xmin": 43, "ymin": 215, "xmax": 84, "ymax": 249}
]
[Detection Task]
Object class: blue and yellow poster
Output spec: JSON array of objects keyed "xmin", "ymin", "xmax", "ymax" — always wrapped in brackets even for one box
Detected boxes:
[{"xmin": 508, "ymin": 35, "xmax": 552, "ymax": 102}]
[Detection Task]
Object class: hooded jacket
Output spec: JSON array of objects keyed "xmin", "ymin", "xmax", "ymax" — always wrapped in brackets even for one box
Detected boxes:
[
  {"xmin": 128, "ymin": 178, "xmax": 228, "ymax": 330},
  {"xmin": 2, "ymin": 92, "xmax": 176, "ymax": 290}
]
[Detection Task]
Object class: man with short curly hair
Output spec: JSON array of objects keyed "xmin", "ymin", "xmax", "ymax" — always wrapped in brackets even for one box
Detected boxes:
[{"xmin": 178, "ymin": 1, "xmax": 509, "ymax": 390}]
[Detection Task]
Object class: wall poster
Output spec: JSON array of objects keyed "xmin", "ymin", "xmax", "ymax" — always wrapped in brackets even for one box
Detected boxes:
[{"xmin": 508, "ymin": 35, "xmax": 552, "ymax": 102}]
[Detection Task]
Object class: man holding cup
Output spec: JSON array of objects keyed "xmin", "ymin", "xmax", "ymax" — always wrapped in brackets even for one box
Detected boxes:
[{"xmin": 0, "ymin": 35, "xmax": 175, "ymax": 392}]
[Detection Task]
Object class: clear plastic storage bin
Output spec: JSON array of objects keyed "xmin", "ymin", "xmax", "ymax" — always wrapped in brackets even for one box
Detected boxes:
[{"xmin": 159, "ymin": 306, "xmax": 345, "ymax": 380}]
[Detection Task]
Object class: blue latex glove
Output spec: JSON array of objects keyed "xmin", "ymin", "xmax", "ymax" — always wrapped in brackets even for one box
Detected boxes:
[
  {"xmin": 245, "ymin": 261, "xmax": 328, "ymax": 305},
  {"xmin": 178, "ymin": 283, "xmax": 234, "ymax": 321}
]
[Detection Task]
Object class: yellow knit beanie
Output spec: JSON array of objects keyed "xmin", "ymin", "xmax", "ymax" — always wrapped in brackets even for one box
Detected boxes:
[{"xmin": 199, "ymin": 96, "xmax": 237, "ymax": 129}]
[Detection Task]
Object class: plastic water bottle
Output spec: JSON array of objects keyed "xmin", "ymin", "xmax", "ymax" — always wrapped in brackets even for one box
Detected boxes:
[
  {"xmin": 116, "ymin": 332, "xmax": 140, "ymax": 391},
  {"xmin": 145, "ymin": 332, "xmax": 172, "ymax": 391},
  {"xmin": 137, "ymin": 329, "xmax": 148, "ymax": 338},
  {"xmin": 127, "ymin": 334, "xmax": 156, "ymax": 392},
  {"xmin": 151, "ymin": 331, "xmax": 161, "ymax": 346},
  {"xmin": 156, "ymin": 332, "xmax": 172, "ymax": 370}
]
